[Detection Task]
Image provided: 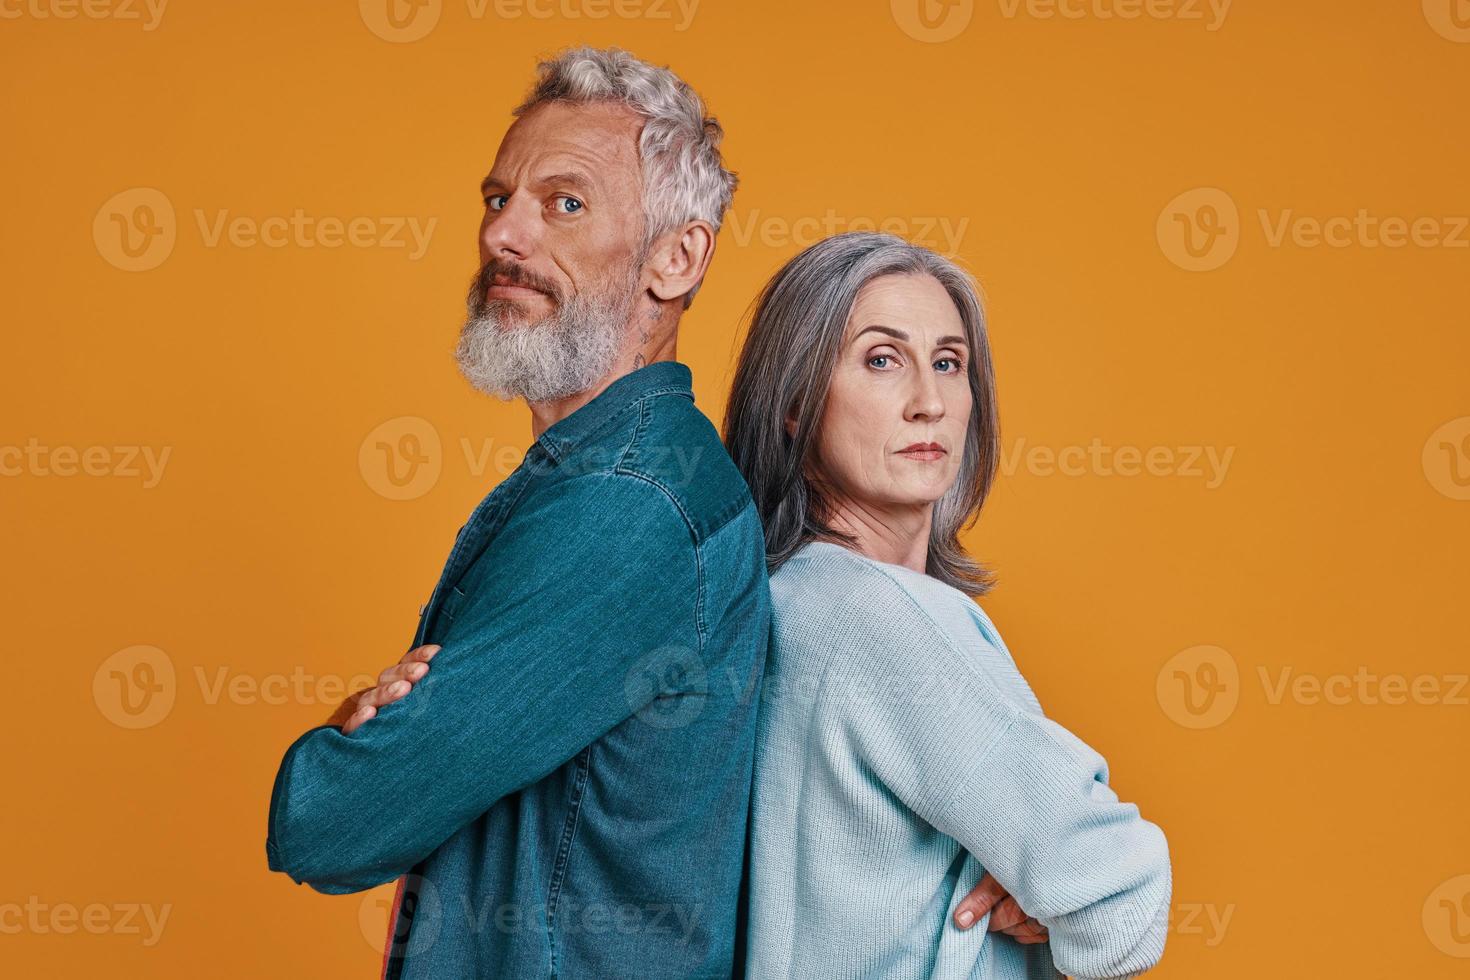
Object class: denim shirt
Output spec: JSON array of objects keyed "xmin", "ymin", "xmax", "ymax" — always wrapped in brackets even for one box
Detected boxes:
[{"xmin": 266, "ymin": 361, "xmax": 771, "ymax": 979}]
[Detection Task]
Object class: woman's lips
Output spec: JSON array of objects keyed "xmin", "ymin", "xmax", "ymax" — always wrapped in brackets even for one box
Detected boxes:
[{"xmin": 896, "ymin": 446, "xmax": 946, "ymax": 462}]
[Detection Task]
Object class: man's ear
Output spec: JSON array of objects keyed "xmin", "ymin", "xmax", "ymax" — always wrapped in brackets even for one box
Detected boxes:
[{"xmin": 646, "ymin": 220, "xmax": 716, "ymax": 304}]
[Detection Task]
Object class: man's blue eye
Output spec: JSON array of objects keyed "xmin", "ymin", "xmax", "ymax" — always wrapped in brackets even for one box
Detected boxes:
[
  {"xmin": 484, "ymin": 195, "xmax": 507, "ymax": 211},
  {"xmin": 554, "ymin": 197, "xmax": 584, "ymax": 214}
]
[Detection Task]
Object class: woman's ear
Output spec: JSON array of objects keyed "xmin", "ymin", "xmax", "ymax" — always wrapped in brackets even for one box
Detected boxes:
[{"xmin": 646, "ymin": 221, "xmax": 716, "ymax": 304}]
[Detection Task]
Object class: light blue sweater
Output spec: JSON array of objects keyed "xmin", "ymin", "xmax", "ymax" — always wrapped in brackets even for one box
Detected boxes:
[{"xmin": 744, "ymin": 540, "xmax": 1172, "ymax": 980}]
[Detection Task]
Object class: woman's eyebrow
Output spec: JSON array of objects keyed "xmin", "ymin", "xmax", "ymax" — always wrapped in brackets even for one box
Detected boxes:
[{"xmin": 853, "ymin": 324, "xmax": 968, "ymax": 347}]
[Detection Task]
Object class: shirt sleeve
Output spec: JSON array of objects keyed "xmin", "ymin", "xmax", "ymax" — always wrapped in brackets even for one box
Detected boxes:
[
  {"xmin": 265, "ymin": 471, "xmax": 702, "ymax": 894},
  {"xmin": 812, "ymin": 560, "xmax": 1172, "ymax": 980}
]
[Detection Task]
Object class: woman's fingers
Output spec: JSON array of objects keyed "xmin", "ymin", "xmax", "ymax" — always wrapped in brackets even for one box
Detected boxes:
[
  {"xmin": 1002, "ymin": 916, "xmax": 1049, "ymax": 944},
  {"xmin": 953, "ymin": 872, "xmax": 1008, "ymax": 930},
  {"xmin": 986, "ymin": 896, "xmax": 1028, "ymax": 932}
]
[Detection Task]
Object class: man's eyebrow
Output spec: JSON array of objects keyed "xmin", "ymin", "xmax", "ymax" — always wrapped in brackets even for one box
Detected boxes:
[
  {"xmin": 537, "ymin": 172, "xmax": 595, "ymax": 194},
  {"xmin": 479, "ymin": 171, "xmax": 595, "ymax": 195},
  {"xmin": 853, "ymin": 324, "xmax": 969, "ymax": 347}
]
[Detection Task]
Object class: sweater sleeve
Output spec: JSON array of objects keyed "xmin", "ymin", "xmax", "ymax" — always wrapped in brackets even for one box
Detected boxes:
[{"xmin": 811, "ymin": 559, "xmax": 1172, "ymax": 980}]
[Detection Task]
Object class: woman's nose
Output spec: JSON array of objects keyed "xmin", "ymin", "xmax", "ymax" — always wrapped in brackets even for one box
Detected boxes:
[{"xmin": 905, "ymin": 372, "xmax": 946, "ymax": 420}]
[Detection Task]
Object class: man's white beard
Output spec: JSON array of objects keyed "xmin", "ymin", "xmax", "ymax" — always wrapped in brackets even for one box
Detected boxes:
[{"xmin": 455, "ymin": 265, "xmax": 639, "ymax": 403}]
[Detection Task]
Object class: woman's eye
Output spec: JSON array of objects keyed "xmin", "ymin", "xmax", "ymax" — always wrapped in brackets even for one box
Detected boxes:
[
  {"xmin": 868, "ymin": 354, "xmax": 895, "ymax": 369},
  {"xmin": 935, "ymin": 357, "xmax": 962, "ymax": 373},
  {"xmin": 484, "ymin": 194, "xmax": 507, "ymax": 211},
  {"xmin": 552, "ymin": 196, "xmax": 584, "ymax": 214}
]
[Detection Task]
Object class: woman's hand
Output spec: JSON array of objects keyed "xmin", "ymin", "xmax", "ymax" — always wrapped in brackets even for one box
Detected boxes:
[
  {"xmin": 953, "ymin": 872, "xmax": 1049, "ymax": 945},
  {"xmin": 325, "ymin": 644, "xmax": 440, "ymax": 734}
]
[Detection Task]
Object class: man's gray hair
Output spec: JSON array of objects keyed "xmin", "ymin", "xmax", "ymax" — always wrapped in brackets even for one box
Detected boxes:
[{"xmin": 514, "ymin": 46, "xmax": 737, "ymax": 307}]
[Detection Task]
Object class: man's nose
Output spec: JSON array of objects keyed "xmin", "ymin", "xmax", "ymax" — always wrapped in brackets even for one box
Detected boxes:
[{"xmin": 480, "ymin": 193, "xmax": 539, "ymax": 261}]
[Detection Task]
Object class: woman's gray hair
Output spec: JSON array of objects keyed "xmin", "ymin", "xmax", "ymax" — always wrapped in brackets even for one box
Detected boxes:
[
  {"xmin": 723, "ymin": 232, "xmax": 1001, "ymax": 597},
  {"xmin": 513, "ymin": 45, "xmax": 737, "ymax": 308}
]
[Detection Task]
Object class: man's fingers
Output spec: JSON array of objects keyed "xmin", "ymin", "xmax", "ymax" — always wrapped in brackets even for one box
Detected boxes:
[
  {"xmin": 987, "ymin": 896, "xmax": 1027, "ymax": 933},
  {"xmin": 338, "ymin": 647, "xmax": 439, "ymax": 733},
  {"xmin": 377, "ymin": 661, "xmax": 431, "ymax": 686},
  {"xmin": 341, "ymin": 703, "xmax": 376, "ymax": 734},
  {"xmin": 358, "ymin": 679, "xmax": 413, "ymax": 710},
  {"xmin": 398, "ymin": 643, "xmax": 441, "ymax": 665},
  {"xmin": 953, "ymin": 872, "xmax": 1009, "ymax": 930}
]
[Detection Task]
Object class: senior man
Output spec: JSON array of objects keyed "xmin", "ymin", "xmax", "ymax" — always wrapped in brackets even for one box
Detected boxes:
[{"xmin": 266, "ymin": 46, "xmax": 767, "ymax": 979}]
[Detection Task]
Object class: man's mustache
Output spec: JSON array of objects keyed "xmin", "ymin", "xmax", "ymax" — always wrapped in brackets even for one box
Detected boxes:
[{"xmin": 468, "ymin": 261, "xmax": 562, "ymax": 312}]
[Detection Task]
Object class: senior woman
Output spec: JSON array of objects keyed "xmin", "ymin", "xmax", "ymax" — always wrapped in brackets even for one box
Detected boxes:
[{"xmin": 724, "ymin": 232, "xmax": 1171, "ymax": 979}]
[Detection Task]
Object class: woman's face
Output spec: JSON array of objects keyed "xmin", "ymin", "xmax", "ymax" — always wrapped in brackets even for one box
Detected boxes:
[{"xmin": 805, "ymin": 272, "xmax": 972, "ymax": 513}]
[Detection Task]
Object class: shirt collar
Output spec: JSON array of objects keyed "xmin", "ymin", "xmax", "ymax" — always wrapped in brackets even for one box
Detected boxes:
[{"xmin": 534, "ymin": 360, "xmax": 694, "ymax": 463}]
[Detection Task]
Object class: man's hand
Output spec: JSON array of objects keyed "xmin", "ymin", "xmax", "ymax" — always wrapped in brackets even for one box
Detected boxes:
[
  {"xmin": 952, "ymin": 871, "xmax": 1049, "ymax": 945},
  {"xmin": 325, "ymin": 644, "xmax": 440, "ymax": 734}
]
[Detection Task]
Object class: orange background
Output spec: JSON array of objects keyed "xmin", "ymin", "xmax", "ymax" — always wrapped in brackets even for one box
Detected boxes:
[{"xmin": 3, "ymin": 0, "xmax": 1468, "ymax": 976}]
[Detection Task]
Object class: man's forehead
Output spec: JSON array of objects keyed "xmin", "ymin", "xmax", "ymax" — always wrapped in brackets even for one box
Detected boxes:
[{"xmin": 486, "ymin": 101, "xmax": 643, "ymax": 186}]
